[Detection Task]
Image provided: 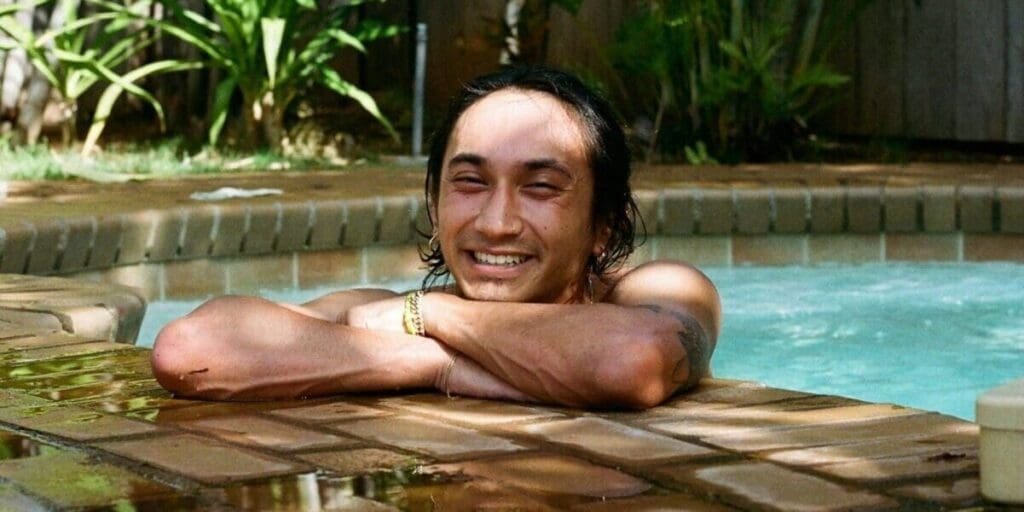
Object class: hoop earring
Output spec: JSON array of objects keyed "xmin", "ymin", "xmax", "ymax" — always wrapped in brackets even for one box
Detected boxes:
[{"xmin": 428, "ymin": 230, "xmax": 440, "ymax": 252}]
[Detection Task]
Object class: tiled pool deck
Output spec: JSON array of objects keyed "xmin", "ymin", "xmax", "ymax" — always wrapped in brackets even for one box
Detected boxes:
[{"xmin": 0, "ymin": 163, "xmax": 1022, "ymax": 510}]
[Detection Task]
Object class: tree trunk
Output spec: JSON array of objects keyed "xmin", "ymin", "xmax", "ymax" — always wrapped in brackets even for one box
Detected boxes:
[
  {"xmin": 17, "ymin": 0, "xmax": 78, "ymax": 145},
  {"xmin": 500, "ymin": 0, "xmax": 525, "ymax": 65},
  {"xmin": 0, "ymin": 1, "xmax": 34, "ymax": 121}
]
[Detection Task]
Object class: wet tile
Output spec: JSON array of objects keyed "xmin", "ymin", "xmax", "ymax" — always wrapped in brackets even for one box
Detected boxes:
[
  {"xmin": 381, "ymin": 394, "xmax": 562, "ymax": 426},
  {"xmin": 25, "ymin": 221, "xmax": 61, "ymax": 274},
  {"xmin": 808, "ymin": 234, "xmax": 883, "ymax": 263},
  {"xmin": 210, "ymin": 204, "xmax": 247, "ymax": 257},
  {"xmin": 997, "ymin": 185, "xmax": 1024, "ymax": 233},
  {"xmin": 0, "ymin": 450, "xmax": 179, "ymax": 509},
  {"xmin": 400, "ymin": 478, "xmax": 564, "ymax": 511},
  {"xmin": 58, "ymin": 216, "xmax": 95, "ymax": 273},
  {"xmin": 209, "ymin": 473, "xmax": 399, "ymax": 511},
  {"xmin": 814, "ymin": 448, "xmax": 978, "ymax": 483},
  {"xmin": 86, "ymin": 214, "xmax": 123, "ymax": 270},
  {"xmin": 656, "ymin": 461, "xmax": 897, "ymax": 511},
  {"xmin": 0, "ymin": 404, "xmax": 161, "ymax": 441},
  {"xmin": 885, "ymin": 233, "xmax": 960, "ymax": 261},
  {"xmin": 846, "ymin": 186, "xmax": 882, "ymax": 233},
  {"xmin": 146, "ymin": 400, "xmax": 315, "ymax": 424},
  {"xmin": 921, "ymin": 185, "xmax": 957, "ymax": 232},
  {"xmin": 423, "ymin": 452, "xmax": 651, "ymax": 498},
  {"xmin": 0, "ymin": 389, "xmax": 50, "ymax": 409},
  {"xmin": 0, "ymin": 428, "xmax": 62, "ymax": 460},
  {"xmin": 178, "ymin": 205, "xmax": 216, "ymax": 258},
  {"xmin": 0, "ymin": 331, "xmax": 97, "ymax": 354},
  {"xmin": 0, "ymin": 222, "xmax": 33, "ymax": 274},
  {"xmin": 964, "ymin": 234, "xmax": 1024, "ymax": 262},
  {"xmin": 241, "ymin": 202, "xmax": 280, "ymax": 255},
  {"xmin": 884, "ymin": 186, "xmax": 920, "ymax": 232},
  {"xmin": 765, "ymin": 431, "xmax": 977, "ymax": 466},
  {"xmin": 809, "ymin": 187, "xmax": 844, "ymax": 233},
  {"xmin": 307, "ymin": 200, "xmax": 346, "ymax": 250},
  {"xmin": 568, "ymin": 493, "xmax": 733, "ymax": 511},
  {"xmin": 888, "ymin": 476, "xmax": 980, "ymax": 505},
  {"xmin": 959, "ymin": 185, "xmax": 996, "ymax": 233},
  {"xmin": 0, "ymin": 482, "xmax": 47, "ymax": 510},
  {"xmin": 180, "ymin": 414, "xmax": 356, "ymax": 451},
  {"xmin": 0, "ymin": 309, "xmax": 62, "ymax": 338},
  {"xmin": 683, "ymin": 382, "xmax": 812, "ymax": 406},
  {"xmin": 95, "ymin": 264, "xmax": 162, "ymax": 302},
  {"xmin": 145, "ymin": 208, "xmax": 187, "ymax": 261},
  {"xmin": 297, "ymin": 448, "xmax": 422, "ymax": 476},
  {"xmin": 267, "ymin": 400, "xmax": 391, "ymax": 422},
  {"xmin": 97, "ymin": 433, "xmax": 308, "ymax": 484},
  {"xmin": 276, "ymin": 201, "xmax": 314, "ymax": 252},
  {"xmin": 7, "ymin": 342, "xmax": 133, "ymax": 364},
  {"xmin": 732, "ymin": 235, "xmax": 806, "ymax": 265},
  {"xmin": 701, "ymin": 413, "xmax": 975, "ymax": 453},
  {"xmin": 343, "ymin": 197, "xmax": 379, "ymax": 247},
  {"xmin": 734, "ymin": 188, "xmax": 771, "ymax": 234},
  {"xmin": 328, "ymin": 415, "xmax": 526, "ymax": 460},
  {"xmin": 518, "ymin": 417, "xmax": 715, "ymax": 465}
]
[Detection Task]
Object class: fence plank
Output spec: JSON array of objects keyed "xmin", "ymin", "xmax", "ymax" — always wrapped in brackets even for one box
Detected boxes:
[
  {"xmin": 856, "ymin": 0, "xmax": 906, "ymax": 136},
  {"xmin": 422, "ymin": 0, "xmax": 504, "ymax": 105},
  {"xmin": 821, "ymin": 0, "xmax": 860, "ymax": 133},
  {"xmin": 955, "ymin": 0, "xmax": 1006, "ymax": 141},
  {"xmin": 905, "ymin": 0, "xmax": 956, "ymax": 139},
  {"xmin": 1007, "ymin": 0, "xmax": 1024, "ymax": 142}
]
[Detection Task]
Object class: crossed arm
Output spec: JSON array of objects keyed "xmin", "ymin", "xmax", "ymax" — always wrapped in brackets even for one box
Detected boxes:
[{"xmin": 150, "ymin": 260, "xmax": 720, "ymax": 409}]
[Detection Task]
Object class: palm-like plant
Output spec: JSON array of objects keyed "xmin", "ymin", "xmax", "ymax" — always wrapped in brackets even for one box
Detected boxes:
[
  {"xmin": 113, "ymin": 0, "xmax": 398, "ymax": 150},
  {"xmin": 0, "ymin": 0, "xmax": 200, "ymax": 151}
]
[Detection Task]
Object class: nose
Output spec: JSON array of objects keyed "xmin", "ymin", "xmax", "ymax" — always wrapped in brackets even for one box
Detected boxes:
[{"xmin": 475, "ymin": 187, "xmax": 523, "ymax": 239}]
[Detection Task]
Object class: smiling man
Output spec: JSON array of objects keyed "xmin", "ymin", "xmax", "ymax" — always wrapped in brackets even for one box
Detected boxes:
[{"xmin": 151, "ymin": 66, "xmax": 721, "ymax": 409}]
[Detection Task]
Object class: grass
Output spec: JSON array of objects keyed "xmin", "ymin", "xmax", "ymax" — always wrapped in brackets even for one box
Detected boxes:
[{"xmin": 0, "ymin": 138, "xmax": 377, "ymax": 182}]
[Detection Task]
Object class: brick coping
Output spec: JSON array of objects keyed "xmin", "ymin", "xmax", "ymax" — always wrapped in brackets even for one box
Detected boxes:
[{"xmin": 0, "ymin": 164, "xmax": 1015, "ymax": 508}]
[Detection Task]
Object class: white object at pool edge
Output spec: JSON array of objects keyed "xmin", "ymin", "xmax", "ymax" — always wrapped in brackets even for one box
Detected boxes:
[
  {"xmin": 977, "ymin": 377, "xmax": 1024, "ymax": 504},
  {"xmin": 190, "ymin": 186, "xmax": 283, "ymax": 201}
]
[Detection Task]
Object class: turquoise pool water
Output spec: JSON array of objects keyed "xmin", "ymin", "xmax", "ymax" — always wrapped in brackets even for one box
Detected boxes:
[{"xmin": 136, "ymin": 262, "xmax": 1024, "ymax": 420}]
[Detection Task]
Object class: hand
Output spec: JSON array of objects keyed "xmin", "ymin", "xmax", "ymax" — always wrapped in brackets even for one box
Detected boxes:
[{"xmin": 345, "ymin": 295, "xmax": 406, "ymax": 333}]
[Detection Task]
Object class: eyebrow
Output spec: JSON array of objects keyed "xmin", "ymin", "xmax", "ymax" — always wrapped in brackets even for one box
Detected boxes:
[{"xmin": 448, "ymin": 153, "xmax": 572, "ymax": 178}]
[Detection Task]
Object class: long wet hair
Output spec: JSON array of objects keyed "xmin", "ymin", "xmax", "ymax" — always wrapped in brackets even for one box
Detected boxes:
[{"xmin": 420, "ymin": 65, "xmax": 642, "ymax": 289}]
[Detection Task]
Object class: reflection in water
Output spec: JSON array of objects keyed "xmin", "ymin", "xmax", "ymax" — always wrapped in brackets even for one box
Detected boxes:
[{"xmin": 0, "ymin": 429, "xmax": 61, "ymax": 460}]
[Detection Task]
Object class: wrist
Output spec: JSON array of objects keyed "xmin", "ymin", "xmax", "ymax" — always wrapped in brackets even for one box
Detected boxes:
[{"xmin": 419, "ymin": 291, "xmax": 455, "ymax": 338}]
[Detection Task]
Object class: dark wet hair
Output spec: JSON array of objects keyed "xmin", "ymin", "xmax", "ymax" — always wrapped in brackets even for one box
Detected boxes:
[{"xmin": 420, "ymin": 65, "xmax": 641, "ymax": 288}]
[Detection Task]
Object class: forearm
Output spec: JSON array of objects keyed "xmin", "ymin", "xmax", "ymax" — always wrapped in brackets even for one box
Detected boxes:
[
  {"xmin": 421, "ymin": 294, "xmax": 685, "ymax": 408},
  {"xmin": 151, "ymin": 296, "xmax": 449, "ymax": 400}
]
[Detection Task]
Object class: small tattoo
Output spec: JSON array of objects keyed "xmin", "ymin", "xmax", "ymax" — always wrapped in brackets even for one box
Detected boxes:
[
  {"xmin": 642, "ymin": 304, "xmax": 711, "ymax": 389},
  {"xmin": 188, "ymin": 368, "xmax": 210, "ymax": 374}
]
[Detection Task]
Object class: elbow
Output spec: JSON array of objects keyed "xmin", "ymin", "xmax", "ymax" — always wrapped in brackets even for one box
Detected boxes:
[
  {"xmin": 151, "ymin": 316, "xmax": 203, "ymax": 396},
  {"xmin": 598, "ymin": 337, "xmax": 677, "ymax": 410}
]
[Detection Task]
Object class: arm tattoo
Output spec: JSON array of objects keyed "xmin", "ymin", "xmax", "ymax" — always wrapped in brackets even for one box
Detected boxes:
[{"xmin": 642, "ymin": 304, "xmax": 712, "ymax": 390}]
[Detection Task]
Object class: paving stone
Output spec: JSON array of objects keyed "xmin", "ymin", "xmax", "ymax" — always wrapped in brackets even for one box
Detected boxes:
[
  {"xmin": 146, "ymin": 208, "xmax": 187, "ymax": 262},
  {"xmin": 683, "ymin": 381, "xmax": 812, "ymax": 406},
  {"xmin": 276, "ymin": 201, "xmax": 314, "ymax": 251},
  {"xmin": 85, "ymin": 214, "xmax": 123, "ymax": 270},
  {"xmin": 734, "ymin": 188, "xmax": 771, "ymax": 234},
  {"xmin": 268, "ymin": 400, "xmax": 391, "ymax": 422},
  {"xmin": 634, "ymin": 189, "xmax": 660, "ymax": 235},
  {"xmin": 297, "ymin": 447, "xmax": 423, "ymax": 476},
  {"xmin": 343, "ymin": 197, "xmax": 378, "ymax": 247},
  {"xmin": 518, "ymin": 417, "xmax": 715, "ymax": 465},
  {"xmin": 96, "ymin": 264, "xmax": 162, "ymax": 301},
  {"xmin": 178, "ymin": 205, "xmax": 216, "ymax": 258},
  {"xmin": 656, "ymin": 236, "xmax": 731, "ymax": 266},
  {"xmin": 0, "ymin": 389, "xmax": 51, "ymax": 408},
  {"xmin": 963, "ymin": 233, "xmax": 1024, "ymax": 261},
  {"xmin": 57, "ymin": 216, "xmax": 95, "ymax": 273},
  {"xmin": 328, "ymin": 415, "xmax": 525, "ymax": 460},
  {"xmin": 117, "ymin": 211, "xmax": 155, "ymax": 265},
  {"xmin": 180, "ymin": 414, "xmax": 356, "ymax": 451},
  {"xmin": 765, "ymin": 430, "xmax": 977, "ymax": 466},
  {"xmin": 568, "ymin": 494, "xmax": 733, "ymax": 511},
  {"xmin": 846, "ymin": 186, "xmax": 882, "ymax": 233},
  {"xmin": 0, "ymin": 450, "xmax": 179, "ymax": 509},
  {"xmin": 147, "ymin": 400, "xmax": 315, "ymax": 424},
  {"xmin": 815, "ymin": 448, "xmax": 978, "ymax": 483},
  {"xmin": 0, "ymin": 331, "xmax": 98, "ymax": 353},
  {"xmin": 661, "ymin": 188, "xmax": 697, "ymax": 235},
  {"xmin": 8, "ymin": 341, "xmax": 132, "ymax": 363},
  {"xmin": 808, "ymin": 234, "xmax": 883, "ymax": 263},
  {"xmin": 809, "ymin": 187, "xmax": 844, "ymax": 233},
  {"xmin": 698, "ymin": 188, "xmax": 733, "ymax": 234},
  {"xmin": 381, "ymin": 394, "xmax": 562, "ymax": 426},
  {"xmin": 423, "ymin": 452, "xmax": 652, "ymax": 498},
  {"xmin": 307, "ymin": 200, "xmax": 346, "ymax": 250},
  {"xmin": 772, "ymin": 187, "xmax": 809, "ymax": 233},
  {"xmin": 241, "ymin": 202, "xmax": 280, "ymax": 255},
  {"xmin": 0, "ymin": 404, "xmax": 160, "ymax": 440},
  {"xmin": 884, "ymin": 187, "xmax": 919, "ymax": 232},
  {"xmin": 998, "ymin": 185, "xmax": 1024, "ymax": 233},
  {"xmin": 922, "ymin": 185, "xmax": 957, "ymax": 232},
  {"xmin": 885, "ymin": 233, "xmax": 960, "ymax": 261},
  {"xmin": 0, "ymin": 481, "xmax": 47, "ymax": 510},
  {"xmin": 959, "ymin": 185, "xmax": 996, "ymax": 232},
  {"xmin": 732, "ymin": 235, "xmax": 806, "ymax": 265},
  {"xmin": 378, "ymin": 196, "xmax": 415, "ymax": 244},
  {"xmin": 0, "ymin": 223, "xmax": 32, "ymax": 273},
  {"xmin": 210, "ymin": 204, "xmax": 247, "ymax": 257},
  {"xmin": 402, "ymin": 478, "xmax": 564, "ymax": 511},
  {"xmin": 701, "ymin": 413, "xmax": 976, "ymax": 453},
  {"xmin": 25, "ymin": 221, "xmax": 61, "ymax": 275},
  {"xmin": 656, "ymin": 461, "xmax": 897, "ymax": 511},
  {"xmin": 97, "ymin": 433, "xmax": 308, "ymax": 484},
  {"xmin": 0, "ymin": 309, "xmax": 62, "ymax": 338},
  {"xmin": 888, "ymin": 476, "xmax": 980, "ymax": 505}
]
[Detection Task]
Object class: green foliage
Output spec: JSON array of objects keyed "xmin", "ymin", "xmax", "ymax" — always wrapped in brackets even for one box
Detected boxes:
[
  {"xmin": 108, "ymin": 0, "xmax": 400, "ymax": 150},
  {"xmin": 609, "ymin": 0, "xmax": 867, "ymax": 163},
  {"xmin": 0, "ymin": 0, "xmax": 200, "ymax": 151}
]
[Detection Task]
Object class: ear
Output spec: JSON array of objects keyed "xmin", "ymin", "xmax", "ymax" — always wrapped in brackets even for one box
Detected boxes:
[{"xmin": 592, "ymin": 223, "xmax": 611, "ymax": 258}]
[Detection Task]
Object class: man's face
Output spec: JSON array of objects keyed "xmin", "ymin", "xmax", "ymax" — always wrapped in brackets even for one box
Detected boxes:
[{"xmin": 434, "ymin": 88, "xmax": 605, "ymax": 304}]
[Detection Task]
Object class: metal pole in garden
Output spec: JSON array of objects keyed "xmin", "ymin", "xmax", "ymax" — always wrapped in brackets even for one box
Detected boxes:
[{"xmin": 412, "ymin": 23, "xmax": 427, "ymax": 157}]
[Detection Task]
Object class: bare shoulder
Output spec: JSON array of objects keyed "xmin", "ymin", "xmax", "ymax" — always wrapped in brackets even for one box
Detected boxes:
[{"xmin": 603, "ymin": 260, "xmax": 722, "ymax": 336}]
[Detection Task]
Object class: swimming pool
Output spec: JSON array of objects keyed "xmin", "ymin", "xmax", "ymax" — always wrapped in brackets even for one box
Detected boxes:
[{"xmin": 136, "ymin": 262, "xmax": 1024, "ymax": 420}]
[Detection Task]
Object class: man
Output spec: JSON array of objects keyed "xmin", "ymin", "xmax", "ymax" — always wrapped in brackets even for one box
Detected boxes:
[{"xmin": 151, "ymin": 66, "xmax": 721, "ymax": 409}]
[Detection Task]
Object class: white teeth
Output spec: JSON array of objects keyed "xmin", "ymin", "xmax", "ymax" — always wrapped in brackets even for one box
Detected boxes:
[{"xmin": 474, "ymin": 252, "xmax": 526, "ymax": 266}]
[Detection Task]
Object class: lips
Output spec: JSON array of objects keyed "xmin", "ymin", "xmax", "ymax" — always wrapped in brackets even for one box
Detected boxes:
[{"xmin": 472, "ymin": 252, "xmax": 528, "ymax": 266}]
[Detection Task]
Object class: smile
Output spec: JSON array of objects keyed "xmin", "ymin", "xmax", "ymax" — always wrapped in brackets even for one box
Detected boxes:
[{"xmin": 472, "ymin": 252, "xmax": 528, "ymax": 266}]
